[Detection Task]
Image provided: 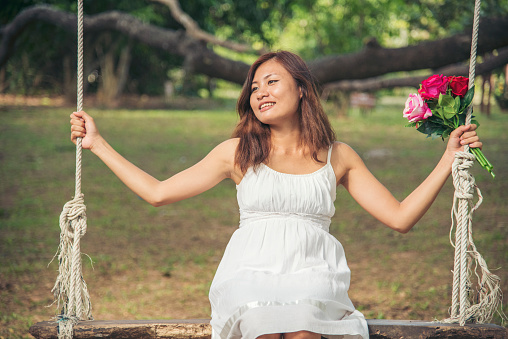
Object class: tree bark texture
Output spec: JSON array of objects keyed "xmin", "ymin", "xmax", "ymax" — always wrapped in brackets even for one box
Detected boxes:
[{"xmin": 29, "ymin": 319, "xmax": 508, "ymax": 339}]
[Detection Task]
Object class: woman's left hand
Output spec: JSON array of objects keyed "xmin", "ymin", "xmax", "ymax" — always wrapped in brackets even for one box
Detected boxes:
[{"xmin": 446, "ymin": 124, "xmax": 482, "ymax": 157}]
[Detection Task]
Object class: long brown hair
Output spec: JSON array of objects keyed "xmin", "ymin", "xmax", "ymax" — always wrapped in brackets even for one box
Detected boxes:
[{"xmin": 232, "ymin": 51, "xmax": 336, "ymax": 173}]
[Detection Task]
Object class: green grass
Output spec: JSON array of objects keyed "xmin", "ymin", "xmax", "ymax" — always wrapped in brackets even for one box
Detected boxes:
[{"xmin": 1, "ymin": 100, "xmax": 507, "ymax": 337}]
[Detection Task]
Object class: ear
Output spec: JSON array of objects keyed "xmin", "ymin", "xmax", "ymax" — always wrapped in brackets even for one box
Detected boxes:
[{"xmin": 299, "ymin": 86, "xmax": 303, "ymax": 99}]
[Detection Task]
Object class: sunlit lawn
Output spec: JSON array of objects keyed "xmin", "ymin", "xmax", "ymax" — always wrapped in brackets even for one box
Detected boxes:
[{"xmin": 1, "ymin": 99, "xmax": 507, "ymax": 338}]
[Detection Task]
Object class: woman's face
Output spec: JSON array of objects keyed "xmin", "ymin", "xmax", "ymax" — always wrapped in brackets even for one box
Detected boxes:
[{"xmin": 249, "ymin": 59, "xmax": 302, "ymax": 126}]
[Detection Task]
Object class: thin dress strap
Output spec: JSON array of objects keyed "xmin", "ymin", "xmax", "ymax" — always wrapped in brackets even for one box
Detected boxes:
[{"xmin": 326, "ymin": 144, "xmax": 333, "ymax": 164}]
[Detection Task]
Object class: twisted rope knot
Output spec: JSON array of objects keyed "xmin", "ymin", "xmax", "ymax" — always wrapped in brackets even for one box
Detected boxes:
[
  {"xmin": 452, "ymin": 151, "xmax": 476, "ymax": 200},
  {"xmin": 59, "ymin": 194, "xmax": 87, "ymax": 238},
  {"xmin": 446, "ymin": 146, "xmax": 504, "ymax": 325},
  {"xmin": 53, "ymin": 191, "xmax": 92, "ymax": 334}
]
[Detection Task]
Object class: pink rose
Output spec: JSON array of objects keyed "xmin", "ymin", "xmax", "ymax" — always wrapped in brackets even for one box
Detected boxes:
[
  {"xmin": 403, "ymin": 93, "xmax": 432, "ymax": 122},
  {"xmin": 418, "ymin": 74, "xmax": 449, "ymax": 100},
  {"xmin": 449, "ymin": 76, "xmax": 469, "ymax": 97}
]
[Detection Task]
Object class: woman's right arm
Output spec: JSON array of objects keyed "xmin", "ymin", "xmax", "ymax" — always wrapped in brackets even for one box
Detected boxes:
[{"xmin": 70, "ymin": 111, "xmax": 238, "ymax": 207}]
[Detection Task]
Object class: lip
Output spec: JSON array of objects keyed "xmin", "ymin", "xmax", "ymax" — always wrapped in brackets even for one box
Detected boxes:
[{"xmin": 259, "ymin": 101, "xmax": 275, "ymax": 112}]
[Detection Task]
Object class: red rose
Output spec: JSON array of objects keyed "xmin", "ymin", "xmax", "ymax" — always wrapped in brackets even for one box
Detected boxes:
[
  {"xmin": 418, "ymin": 74, "xmax": 449, "ymax": 100},
  {"xmin": 449, "ymin": 76, "xmax": 469, "ymax": 97}
]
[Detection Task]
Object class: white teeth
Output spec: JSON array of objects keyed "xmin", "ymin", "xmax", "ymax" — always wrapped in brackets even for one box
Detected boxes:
[{"xmin": 260, "ymin": 102, "xmax": 275, "ymax": 109}]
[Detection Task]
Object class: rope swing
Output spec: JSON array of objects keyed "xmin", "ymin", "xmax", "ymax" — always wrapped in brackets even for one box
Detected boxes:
[
  {"xmin": 51, "ymin": 0, "xmax": 93, "ymax": 338},
  {"xmin": 443, "ymin": 0, "xmax": 504, "ymax": 326},
  {"xmin": 45, "ymin": 0, "xmax": 504, "ymax": 337}
]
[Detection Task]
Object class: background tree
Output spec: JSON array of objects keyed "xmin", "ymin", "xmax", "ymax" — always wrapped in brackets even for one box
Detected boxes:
[
  {"xmin": 1, "ymin": 0, "xmax": 508, "ymax": 106},
  {"xmin": 1, "ymin": 0, "xmax": 180, "ymax": 104}
]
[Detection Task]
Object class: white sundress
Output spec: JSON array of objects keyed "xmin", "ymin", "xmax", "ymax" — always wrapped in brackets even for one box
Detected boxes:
[{"xmin": 209, "ymin": 146, "xmax": 369, "ymax": 339}]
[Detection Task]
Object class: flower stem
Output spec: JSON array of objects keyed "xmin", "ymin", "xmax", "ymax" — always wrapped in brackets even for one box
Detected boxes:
[{"xmin": 470, "ymin": 147, "xmax": 495, "ymax": 178}]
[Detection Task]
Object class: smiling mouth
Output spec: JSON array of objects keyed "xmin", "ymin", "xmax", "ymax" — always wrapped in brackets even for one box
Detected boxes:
[{"xmin": 260, "ymin": 102, "xmax": 275, "ymax": 110}]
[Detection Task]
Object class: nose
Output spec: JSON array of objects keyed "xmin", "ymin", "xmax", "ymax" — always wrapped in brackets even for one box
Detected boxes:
[{"xmin": 256, "ymin": 86, "xmax": 268, "ymax": 100}]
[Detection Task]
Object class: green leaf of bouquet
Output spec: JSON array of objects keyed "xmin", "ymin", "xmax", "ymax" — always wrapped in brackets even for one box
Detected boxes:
[
  {"xmin": 416, "ymin": 123, "xmax": 428, "ymax": 135},
  {"xmin": 443, "ymin": 108, "xmax": 458, "ymax": 120},
  {"xmin": 442, "ymin": 128, "xmax": 452, "ymax": 139},
  {"xmin": 458, "ymin": 97, "xmax": 467, "ymax": 113},
  {"xmin": 432, "ymin": 107, "xmax": 442, "ymax": 118},
  {"xmin": 439, "ymin": 94, "xmax": 455, "ymax": 108},
  {"xmin": 427, "ymin": 101, "xmax": 437, "ymax": 110},
  {"xmin": 444, "ymin": 105, "xmax": 456, "ymax": 113},
  {"xmin": 438, "ymin": 107, "xmax": 447, "ymax": 121},
  {"xmin": 454, "ymin": 96, "xmax": 461, "ymax": 111},
  {"xmin": 427, "ymin": 115, "xmax": 440, "ymax": 122},
  {"xmin": 462, "ymin": 86, "xmax": 475, "ymax": 108},
  {"xmin": 458, "ymin": 113, "xmax": 466, "ymax": 126},
  {"xmin": 418, "ymin": 122, "xmax": 437, "ymax": 136},
  {"xmin": 418, "ymin": 120, "xmax": 448, "ymax": 138},
  {"xmin": 430, "ymin": 132, "xmax": 442, "ymax": 140}
]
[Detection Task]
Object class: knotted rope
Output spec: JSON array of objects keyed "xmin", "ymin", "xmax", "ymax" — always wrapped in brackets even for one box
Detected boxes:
[
  {"xmin": 443, "ymin": 0, "xmax": 504, "ymax": 326},
  {"xmin": 51, "ymin": 0, "xmax": 93, "ymax": 337},
  {"xmin": 445, "ymin": 151, "xmax": 502, "ymax": 325}
]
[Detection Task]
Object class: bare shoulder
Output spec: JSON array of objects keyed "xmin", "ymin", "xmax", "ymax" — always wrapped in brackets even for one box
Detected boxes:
[
  {"xmin": 209, "ymin": 138, "xmax": 242, "ymax": 183},
  {"xmin": 330, "ymin": 141, "xmax": 364, "ymax": 185},
  {"xmin": 214, "ymin": 138, "xmax": 240, "ymax": 153},
  {"xmin": 330, "ymin": 142, "xmax": 362, "ymax": 165},
  {"xmin": 207, "ymin": 138, "xmax": 239, "ymax": 164}
]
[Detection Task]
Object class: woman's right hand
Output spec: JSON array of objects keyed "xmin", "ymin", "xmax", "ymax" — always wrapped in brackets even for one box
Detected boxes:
[{"xmin": 70, "ymin": 111, "xmax": 101, "ymax": 150}]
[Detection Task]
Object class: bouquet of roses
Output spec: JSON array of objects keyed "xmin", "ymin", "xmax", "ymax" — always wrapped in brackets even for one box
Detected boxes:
[{"xmin": 403, "ymin": 74, "xmax": 494, "ymax": 178}]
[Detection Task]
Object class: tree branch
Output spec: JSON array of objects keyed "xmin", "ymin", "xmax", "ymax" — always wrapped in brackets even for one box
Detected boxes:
[
  {"xmin": 0, "ymin": 5, "xmax": 250, "ymax": 84},
  {"xmin": 323, "ymin": 46, "xmax": 508, "ymax": 92},
  {"xmin": 309, "ymin": 16, "xmax": 508, "ymax": 84},
  {"xmin": 151, "ymin": 0, "xmax": 266, "ymax": 54},
  {"xmin": 1, "ymin": 5, "xmax": 508, "ymax": 87}
]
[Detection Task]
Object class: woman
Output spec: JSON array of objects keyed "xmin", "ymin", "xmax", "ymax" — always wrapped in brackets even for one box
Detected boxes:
[{"xmin": 70, "ymin": 51, "xmax": 482, "ymax": 339}]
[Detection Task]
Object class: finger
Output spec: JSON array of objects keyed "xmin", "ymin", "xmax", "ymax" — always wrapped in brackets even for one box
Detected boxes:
[
  {"xmin": 461, "ymin": 124, "xmax": 477, "ymax": 131},
  {"xmin": 451, "ymin": 124, "xmax": 478, "ymax": 139},
  {"xmin": 70, "ymin": 118, "xmax": 85, "ymax": 127},
  {"xmin": 460, "ymin": 131, "xmax": 477, "ymax": 140},
  {"xmin": 70, "ymin": 111, "xmax": 87, "ymax": 120},
  {"xmin": 460, "ymin": 136, "xmax": 479, "ymax": 145},
  {"xmin": 468, "ymin": 141, "xmax": 483, "ymax": 150},
  {"xmin": 71, "ymin": 117, "xmax": 85, "ymax": 124},
  {"xmin": 71, "ymin": 131, "xmax": 86, "ymax": 140},
  {"xmin": 450, "ymin": 125, "xmax": 469, "ymax": 138},
  {"xmin": 70, "ymin": 131, "xmax": 83, "ymax": 143},
  {"xmin": 460, "ymin": 133, "xmax": 482, "ymax": 149},
  {"xmin": 71, "ymin": 125, "xmax": 86, "ymax": 133}
]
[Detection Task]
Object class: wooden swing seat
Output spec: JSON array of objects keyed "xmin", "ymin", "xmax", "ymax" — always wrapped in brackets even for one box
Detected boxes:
[{"xmin": 29, "ymin": 318, "xmax": 508, "ymax": 339}]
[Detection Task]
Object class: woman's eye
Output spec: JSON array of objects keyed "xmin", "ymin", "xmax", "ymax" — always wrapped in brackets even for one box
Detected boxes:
[
  {"xmin": 268, "ymin": 80, "xmax": 278, "ymax": 85},
  {"xmin": 251, "ymin": 86, "xmax": 258, "ymax": 93}
]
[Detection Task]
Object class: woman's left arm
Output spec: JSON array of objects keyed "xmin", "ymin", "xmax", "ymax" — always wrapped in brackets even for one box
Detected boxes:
[{"xmin": 338, "ymin": 124, "xmax": 482, "ymax": 233}]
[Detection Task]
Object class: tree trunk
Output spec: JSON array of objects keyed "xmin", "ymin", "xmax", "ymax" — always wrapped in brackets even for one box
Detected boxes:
[
  {"xmin": 95, "ymin": 34, "xmax": 132, "ymax": 107},
  {"xmin": 0, "ymin": 67, "xmax": 5, "ymax": 93},
  {"xmin": 114, "ymin": 41, "xmax": 132, "ymax": 99},
  {"xmin": 63, "ymin": 55, "xmax": 76, "ymax": 103}
]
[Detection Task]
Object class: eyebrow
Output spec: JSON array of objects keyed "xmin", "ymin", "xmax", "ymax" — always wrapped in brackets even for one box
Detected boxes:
[{"xmin": 252, "ymin": 73, "xmax": 278, "ymax": 85}]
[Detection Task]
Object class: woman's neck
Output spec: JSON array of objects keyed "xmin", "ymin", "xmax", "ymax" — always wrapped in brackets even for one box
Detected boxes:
[{"xmin": 269, "ymin": 127, "xmax": 303, "ymax": 154}]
